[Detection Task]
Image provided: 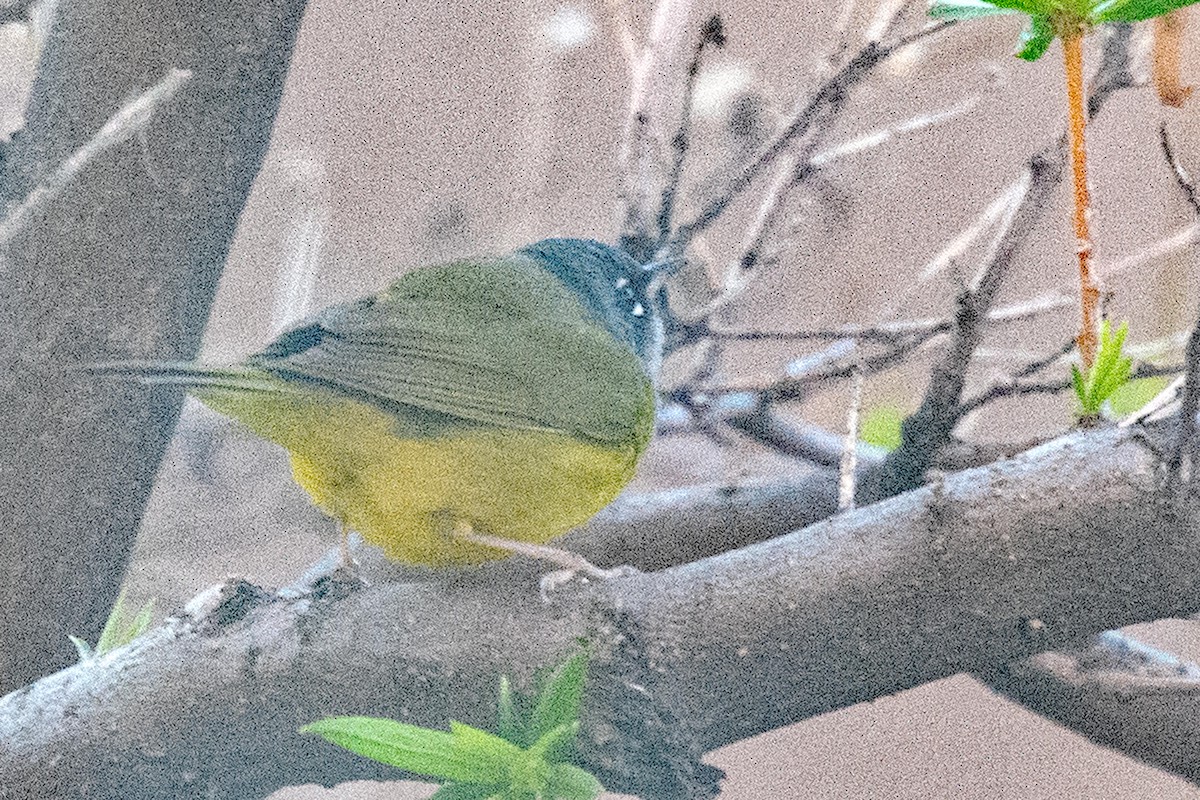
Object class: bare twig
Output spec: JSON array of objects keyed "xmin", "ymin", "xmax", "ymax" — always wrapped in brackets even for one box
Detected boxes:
[
  {"xmin": 669, "ymin": 21, "xmax": 952, "ymax": 250},
  {"xmin": 810, "ymin": 97, "xmax": 977, "ymax": 168},
  {"xmin": 708, "ymin": 97, "xmax": 980, "ymax": 316},
  {"xmin": 0, "ymin": 69, "xmax": 193, "ymax": 250},
  {"xmin": 1159, "ymin": 123, "xmax": 1200, "ymax": 481},
  {"xmin": 1101, "ymin": 222, "xmax": 1200, "ymax": 282},
  {"xmin": 715, "ymin": 394, "xmax": 887, "ymax": 468},
  {"xmin": 917, "ymin": 174, "xmax": 1029, "ymax": 284},
  {"xmin": 873, "ymin": 154, "xmax": 1057, "ymax": 496},
  {"xmin": 654, "ymin": 15, "xmax": 726, "ymax": 248},
  {"xmin": 960, "ymin": 360, "xmax": 1182, "ymax": 418},
  {"xmin": 981, "ymin": 630, "xmax": 1200, "ymax": 783},
  {"xmin": 838, "ymin": 365, "xmax": 864, "ymax": 509},
  {"xmin": 618, "ymin": 0, "xmax": 695, "ymax": 260},
  {"xmin": 1160, "ymin": 123, "xmax": 1200, "ymax": 216},
  {"xmin": 871, "ymin": 28, "xmax": 1135, "ymax": 499}
]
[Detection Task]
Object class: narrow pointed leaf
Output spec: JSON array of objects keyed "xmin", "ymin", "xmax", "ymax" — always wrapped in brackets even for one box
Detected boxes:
[
  {"xmin": 929, "ymin": 0, "xmax": 1024, "ymax": 18},
  {"xmin": 1095, "ymin": 357, "xmax": 1134, "ymax": 403},
  {"xmin": 1016, "ymin": 14, "xmax": 1055, "ymax": 61},
  {"xmin": 90, "ymin": 591, "xmax": 155, "ymax": 657},
  {"xmin": 529, "ymin": 650, "xmax": 588, "ymax": 745},
  {"xmin": 1093, "ymin": 0, "xmax": 1200, "ymax": 22},
  {"xmin": 496, "ymin": 674, "xmax": 520, "ymax": 745},
  {"xmin": 301, "ymin": 717, "xmax": 521, "ymax": 784},
  {"xmin": 68, "ymin": 635, "xmax": 92, "ymax": 661},
  {"xmin": 1071, "ymin": 363, "xmax": 1087, "ymax": 407},
  {"xmin": 545, "ymin": 763, "xmax": 605, "ymax": 800},
  {"xmin": 429, "ymin": 785, "xmax": 496, "ymax": 800},
  {"xmin": 527, "ymin": 723, "xmax": 580, "ymax": 766}
]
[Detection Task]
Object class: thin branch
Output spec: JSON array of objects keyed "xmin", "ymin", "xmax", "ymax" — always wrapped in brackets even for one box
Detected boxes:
[
  {"xmin": 654, "ymin": 15, "xmax": 725, "ymax": 248},
  {"xmin": 707, "ymin": 98, "xmax": 980, "ymax": 316},
  {"xmin": 871, "ymin": 28, "xmax": 1135, "ymax": 499},
  {"xmin": 1160, "ymin": 122, "xmax": 1200, "ymax": 481},
  {"xmin": 618, "ymin": 0, "xmax": 696, "ymax": 260},
  {"xmin": 917, "ymin": 173, "xmax": 1029, "ymax": 284},
  {"xmin": 959, "ymin": 360, "xmax": 1182, "ymax": 417},
  {"xmin": 721, "ymin": 395, "xmax": 888, "ymax": 469},
  {"xmin": 1100, "ymin": 222, "xmax": 1200, "ymax": 280},
  {"xmin": 1160, "ymin": 123, "xmax": 1200, "ymax": 217},
  {"xmin": 811, "ymin": 97, "xmax": 978, "ymax": 168},
  {"xmin": 699, "ymin": 292, "xmax": 1070, "ymax": 346},
  {"xmin": 0, "ymin": 69, "xmax": 193, "ymax": 251},
  {"xmin": 981, "ymin": 630, "xmax": 1200, "ymax": 784},
  {"xmin": 838, "ymin": 365, "xmax": 864, "ymax": 509},
  {"xmin": 1015, "ymin": 338, "xmax": 1075, "ymax": 378},
  {"xmin": 873, "ymin": 155, "xmax": 1054, "ymax": 497},
  {"xmin": 669, "ymin": 21, "xmax": 952, "ymax": 250}
]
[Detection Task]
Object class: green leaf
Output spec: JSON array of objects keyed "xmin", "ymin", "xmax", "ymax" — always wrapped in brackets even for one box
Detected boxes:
[
  {"xmin": 1073, "ymin": 320, "xmax": 1135, "ymax": 418},
  {"xmin": 929, "ymin": 0, "xmax": 1026, "ymax": 18},
  {"xmin": 74, "ymin": 590, "xmax": 155, "ymax": 661},
  {"xmin": 528, "ymin": 649, "xmax": 588, "ymax": 749},
  {"xmin": 544, "ymin": 763, "xmax": 604, "ymax": 800},
  {"xmin": 68, "ymin": 635, "xmax": 92, "ymax": 661},
  {"xmin": 428, "ymin": 784, "xmax": 496, "ymax": 800},
  {"xmin": 860, "ymin": 405, "xmax": 904, "ymax": 451},
  {"xmin": 496, "ymin": 674, "xmax": 520, "ymax": 745},
  {"xmin": 527, "ymin": 723, "xmax": 580, "ymax": 768},
  {"xmin": 1016, "ymin": 14, "xmax": 1055, "ymax": 61},
  {"xmin": 300, "ymin": 717, "xmax": 522, "ymax": 785},
  {"xmin": 1108, "ymin": 376, "xmax": 1170, "ymax": 415},
  {"xmin": 1071, "ymin": 363, "xmax": 1087, "ymax": 408},
  {"xmin": 1093, "ymin": 0, "xmax": 1200, "ymax": 22}
]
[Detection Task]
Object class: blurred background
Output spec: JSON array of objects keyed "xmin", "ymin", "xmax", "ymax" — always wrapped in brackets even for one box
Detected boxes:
[{"xmin": 4, "ymin": 1, "xmax": 1200, "ymax": 796}]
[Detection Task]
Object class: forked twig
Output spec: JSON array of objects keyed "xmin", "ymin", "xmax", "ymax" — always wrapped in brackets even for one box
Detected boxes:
[{"xmin": 0, "ymin": 68, "xmax": 192, "ymax": 251}]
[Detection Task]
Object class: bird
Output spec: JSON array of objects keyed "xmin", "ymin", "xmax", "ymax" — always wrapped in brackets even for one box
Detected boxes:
[{"xmin": 95, "ymin": 238, "xmax": 662, "ymax": 574}]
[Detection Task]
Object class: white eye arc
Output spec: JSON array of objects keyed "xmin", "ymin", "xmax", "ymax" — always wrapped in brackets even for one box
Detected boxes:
[
  {"xmin": 615, "ymin": 277, "xmax": 630, "ymax": 290},
  {"xmin": 632, "ymin": 302, "xmax": 645, "ymax": 317}
]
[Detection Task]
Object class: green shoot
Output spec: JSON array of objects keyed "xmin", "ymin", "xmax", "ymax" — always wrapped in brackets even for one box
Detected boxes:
[
  {"xmin": 70, "ymin": 589, "xmax": 155, "ymax": 661},
  {"xmin": 1071, "ymin": 319, "xmax": 1133, "ymax": 422},
  {"xmin": 930, "ymin": 0, "xmax": 1200, "ymax": 62},
  {"xmin": 301, "ymin": 647, "xmax": 601, "ymax": 800},
  {"xmin": 1108, "ymin": 375, "xmax": 1170, "ymax": 416},
  {"xmin": 929, "ymin": 0, "xmax": 1200, "ymax": 374}
]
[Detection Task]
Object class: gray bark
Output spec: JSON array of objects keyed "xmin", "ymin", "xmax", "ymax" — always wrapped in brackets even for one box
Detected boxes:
[
  {"xmin": 1, "ymin": 423, "xmax": 1197, "ymax": 798},
  {"xmin": 0, "ymin": 0, "xmax": 308, "ymax": 692}
]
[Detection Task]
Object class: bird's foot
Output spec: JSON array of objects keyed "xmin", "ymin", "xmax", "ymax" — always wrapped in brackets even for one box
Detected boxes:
[
  {"xmin": 451, "ymin": 521, "xmax": 638, "ymax": 601},
  {"xmin": 537, "ymin": 564, "xmax": 640, "ymax": 602}
]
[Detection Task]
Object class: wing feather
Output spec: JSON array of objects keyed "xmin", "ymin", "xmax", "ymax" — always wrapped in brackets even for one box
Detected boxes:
[{"xmin": 248, "ymin": 262, "xmax": 653, "ymax": 447}]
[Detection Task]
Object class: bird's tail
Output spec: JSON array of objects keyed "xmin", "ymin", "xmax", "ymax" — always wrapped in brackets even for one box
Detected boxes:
[{"xmin": 84, "ymin": 360, "xmax": 284, "ymax": 394}]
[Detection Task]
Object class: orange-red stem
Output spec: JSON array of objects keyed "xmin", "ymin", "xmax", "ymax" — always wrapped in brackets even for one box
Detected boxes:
[
  {"xmin": 1153, "ymin": 11, "xmax": 1193, "ymax": 108},
  {"xmin": 1063, "ymin": 32, "xmax": 1100, "ymax": 369}
]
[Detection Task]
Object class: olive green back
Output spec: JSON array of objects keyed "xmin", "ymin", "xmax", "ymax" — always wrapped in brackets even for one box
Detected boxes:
[{"xmin": 246, "ymin": 253, "xmax": 655, "ymax": 450}]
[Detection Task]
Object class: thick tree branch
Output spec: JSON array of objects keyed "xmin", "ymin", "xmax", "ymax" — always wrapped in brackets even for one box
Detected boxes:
[
  {"xmin": 0, "ymin": 0, "xmax": 309, "ymax": 693},
  {"xmin": 5, "ymin": 424, "xmax": 1200, "ymax": 797},
  {"xmin": 981, "ymin": 631, "xmax": 1200, "ymax": 782}
]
